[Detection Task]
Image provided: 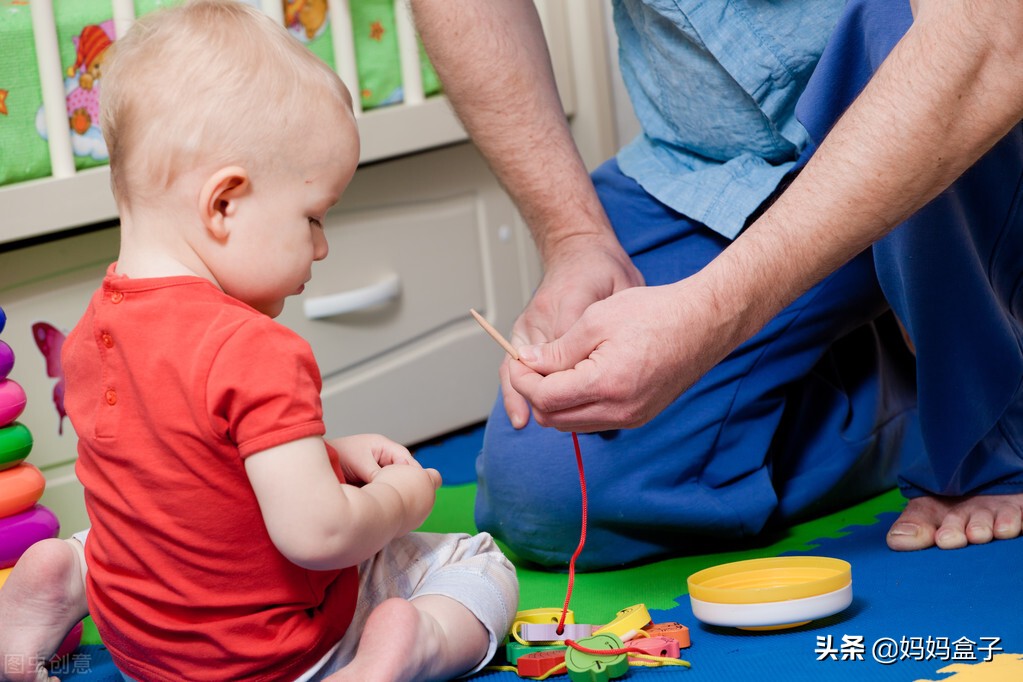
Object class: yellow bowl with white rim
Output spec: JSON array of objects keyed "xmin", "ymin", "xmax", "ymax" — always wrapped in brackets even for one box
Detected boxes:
[{"xmin": 687, "ymin": 556, "xmax": 852, "ymax": 630}]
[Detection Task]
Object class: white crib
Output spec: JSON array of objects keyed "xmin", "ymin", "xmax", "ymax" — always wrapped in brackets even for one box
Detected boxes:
[
  {"xmin": 2, "ymin": 0, "xmax": 616, "ymax": 244},
  {"xmin": 0, "ymin": 0, "xmax": 619, "ymax": 534}
]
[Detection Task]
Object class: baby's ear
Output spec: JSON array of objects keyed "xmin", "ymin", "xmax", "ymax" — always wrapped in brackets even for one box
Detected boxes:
[{"xmin": 198, "ymin": 166, "xmax": 249, "ymax": 239}]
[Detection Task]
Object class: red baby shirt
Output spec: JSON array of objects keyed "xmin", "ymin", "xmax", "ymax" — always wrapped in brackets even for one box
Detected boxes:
[{"xmin": 65, "ymin": 266, "xmax": 357, "ymax": 682}]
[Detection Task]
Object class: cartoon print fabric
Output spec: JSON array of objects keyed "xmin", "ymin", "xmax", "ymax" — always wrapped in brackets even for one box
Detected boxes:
[{"xmin": 0, "ymin": 0, "xmax": 441, "ymax": 188}]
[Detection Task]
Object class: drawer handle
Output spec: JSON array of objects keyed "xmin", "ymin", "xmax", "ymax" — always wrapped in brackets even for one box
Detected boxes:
[{"xmin": 303, "ymin": 273, "xmax": 402, "ymax": 319}]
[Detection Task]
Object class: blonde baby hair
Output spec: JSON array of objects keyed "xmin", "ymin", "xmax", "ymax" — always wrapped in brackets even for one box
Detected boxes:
[{"xmin": 100, "ymin": 0, "xmax": 353, "ymax": 207}]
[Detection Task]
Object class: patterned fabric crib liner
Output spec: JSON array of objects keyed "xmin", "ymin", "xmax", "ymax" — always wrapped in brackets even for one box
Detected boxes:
[{"xmin": 0, "ymin": 0, "xmax": 441, "ymax": 187}]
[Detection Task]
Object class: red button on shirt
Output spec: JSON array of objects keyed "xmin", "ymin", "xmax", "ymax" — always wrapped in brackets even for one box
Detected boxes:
[
  {"xmin": 105, "ymin": 389, "xmax": 117, "ymax": 405},
  {"xmin": 102, "ymin": 333, "xmax": 114, "ymax": 348},
  {"xmin": 110, "ymin": 291, "xmax": 124, "ymax": 304}
]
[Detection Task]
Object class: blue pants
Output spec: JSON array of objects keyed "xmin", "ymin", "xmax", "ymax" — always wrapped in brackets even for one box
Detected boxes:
[
  {"xmin": 475, "ymin": 157, "xmax": 917, "ymax": 569},
  {"xmin": 799, "ymin": 0, "xmax": 1023, "ymax": 500}
]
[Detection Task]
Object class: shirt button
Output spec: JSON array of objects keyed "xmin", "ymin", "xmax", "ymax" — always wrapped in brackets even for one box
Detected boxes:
[
  {"xmin": 105, "ymin": 389, "xmax": 117, "ymax": 405},
  {"xmin": 110, "ymin": 291, "xmax": 124, "ymax": 304},
  {"xmin": 101, "ymin": 333, "xmax": 114, "ymax": 348}
]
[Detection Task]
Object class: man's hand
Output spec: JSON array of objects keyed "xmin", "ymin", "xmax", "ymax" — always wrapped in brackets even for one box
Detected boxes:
[
  {"xmin": 502, "ymin": 232, "xmax": 643, "ymax": 428},
  {"xmin": 509, "ymin": 273, "xmax": 735, "ymax": 432}
]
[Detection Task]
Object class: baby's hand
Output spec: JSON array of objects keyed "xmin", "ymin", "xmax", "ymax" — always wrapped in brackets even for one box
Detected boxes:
[
  {"xmin": 328, "ymin": 433, "xmax": 419, "ymax": 485},
  {"xmin": 372, "ymin": 463, "xmax": 442, "ymax": 536}
]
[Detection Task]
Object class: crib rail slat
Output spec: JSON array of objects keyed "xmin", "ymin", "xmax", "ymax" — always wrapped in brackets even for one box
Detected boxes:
[
  {"xmin": 29, "ymin": 0, "xmax": 75, "ymax": 179},
  {"xmin": 111, "ymin": 0, "xmax": 135, "ymax": 42},
  {"xmin": 260, "ymin": 0, "xmax": 285, "ymax": 25},
  {"xmin": 393, "ymin": 0, "xmax": 423, "ymax": 105},
  {"xmin": 327, "ymin": 0, "xmax": 363, "ymax": 116}
]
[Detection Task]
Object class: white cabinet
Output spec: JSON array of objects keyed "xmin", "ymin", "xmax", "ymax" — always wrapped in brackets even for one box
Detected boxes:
[{"xmin": 279, "ymin": 143, "xmax": 541, "ymax": 444}]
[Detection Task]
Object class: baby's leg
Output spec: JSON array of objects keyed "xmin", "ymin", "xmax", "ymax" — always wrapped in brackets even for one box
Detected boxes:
[
  {"xmin": 319, "ymin": 532, "xmax": 517, "ymax": 682},
  {"xmin": 0, "ymin": 538, "xmax": 88, "ymax": 682},
  {"xmin": 329, "ymin": 595, "xmax": 487, "ymax": 682},
  {"xmin": 887, "ymin": 493, "xmax": 1023, "ymax": 551}
]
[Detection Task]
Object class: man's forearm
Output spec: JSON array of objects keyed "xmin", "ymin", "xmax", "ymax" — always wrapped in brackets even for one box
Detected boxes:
[
  {"xmin": 705, "ymin": 0, "xmax": 1023, "ymax": 346},
  {"xmin": 410, "ymin": 0, "xmax": 614, "ymax": 259}
]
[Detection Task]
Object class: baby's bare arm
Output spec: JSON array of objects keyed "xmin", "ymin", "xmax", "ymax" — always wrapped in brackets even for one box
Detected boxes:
[{"xmin": 245, "ymin": 437, "xmax": 441, "ymax": 570}]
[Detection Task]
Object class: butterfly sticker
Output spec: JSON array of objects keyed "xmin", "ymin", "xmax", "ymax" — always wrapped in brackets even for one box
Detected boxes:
[{"xmin": 32, "ymin": 322, "xmax": 67, "ymax": 435}]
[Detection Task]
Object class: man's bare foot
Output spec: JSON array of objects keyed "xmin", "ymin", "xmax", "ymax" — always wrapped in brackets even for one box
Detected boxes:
[
  {"xmin": 325, "ymin": 596, "xmax": 487, "ymax": 682},
  {"xmin": 0, "ymin": 540, "xmax": 88, "ymax": 682},
  {"xmin": 887, "ymin": 494, "xmax": 1023, "ymax": 550}
]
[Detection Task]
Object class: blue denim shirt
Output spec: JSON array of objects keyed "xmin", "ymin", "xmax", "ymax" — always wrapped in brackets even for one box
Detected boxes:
[{"xmin": 613, "ymin": 0, "xmax": 844, "ymax": 239}]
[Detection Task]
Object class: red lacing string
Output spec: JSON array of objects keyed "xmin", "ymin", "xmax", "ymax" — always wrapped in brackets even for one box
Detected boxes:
[
  {"xmin": 552, "ymin": 436, "xmax": 689, "ymax": 672},
  {"xmin": 556, "ymin": 431, "xmax": 587, "ymax": 635},
  {"xmin": 564, "ymin": 639, "xmax": 647, "ymax": 657}
]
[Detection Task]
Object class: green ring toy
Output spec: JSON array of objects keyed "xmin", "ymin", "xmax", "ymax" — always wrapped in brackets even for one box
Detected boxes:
[{"xmin": 0, "ymin": 422, "xmax": 32, "ymax": 471}]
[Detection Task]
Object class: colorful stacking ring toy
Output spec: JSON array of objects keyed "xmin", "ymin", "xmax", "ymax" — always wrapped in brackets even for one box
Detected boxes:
[
  {"xmin": 0, "ymin": 463, "xmax": 46, "ymax": 518},
  {"xmin": 0, "ymin": 307, "xmax": 75, "ymax": 655},
  {"xmin": 0, "ymin": 340, "xmax": 13, "ymax": 379},
  {"xmin": 0, "ymin": 422, "xmax": 33, "ymax": 471},
  {"xmin": 0, "ymin": 379, "xmax": 27, "ymax": 427},
  {"xmin": 687, "ymin": 556, "xmax": 853, "ymax": 630},
  {"xmin": 0, "ymin": 504, "xmax": 60, "ymax": 569}
]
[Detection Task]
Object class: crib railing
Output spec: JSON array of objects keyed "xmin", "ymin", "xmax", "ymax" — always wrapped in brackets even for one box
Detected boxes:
[
  {"xmin": 28, "ymin": 0, "xmax": 430, "ymax": 182},
  {"xmin": 4, "ymin": 0, "xmax": 583, "ymax": 248}
]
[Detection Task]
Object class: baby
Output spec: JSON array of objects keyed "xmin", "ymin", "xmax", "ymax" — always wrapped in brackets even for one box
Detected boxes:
[{"xmin": 0, "ymin": 2, "xmax": 516, "ymax": 681}]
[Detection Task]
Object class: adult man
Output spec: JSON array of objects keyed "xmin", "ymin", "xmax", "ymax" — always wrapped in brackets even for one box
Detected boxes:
[{"xmin": 412, "ymin": 0, "xmax": 1023, "ymax": 568}]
